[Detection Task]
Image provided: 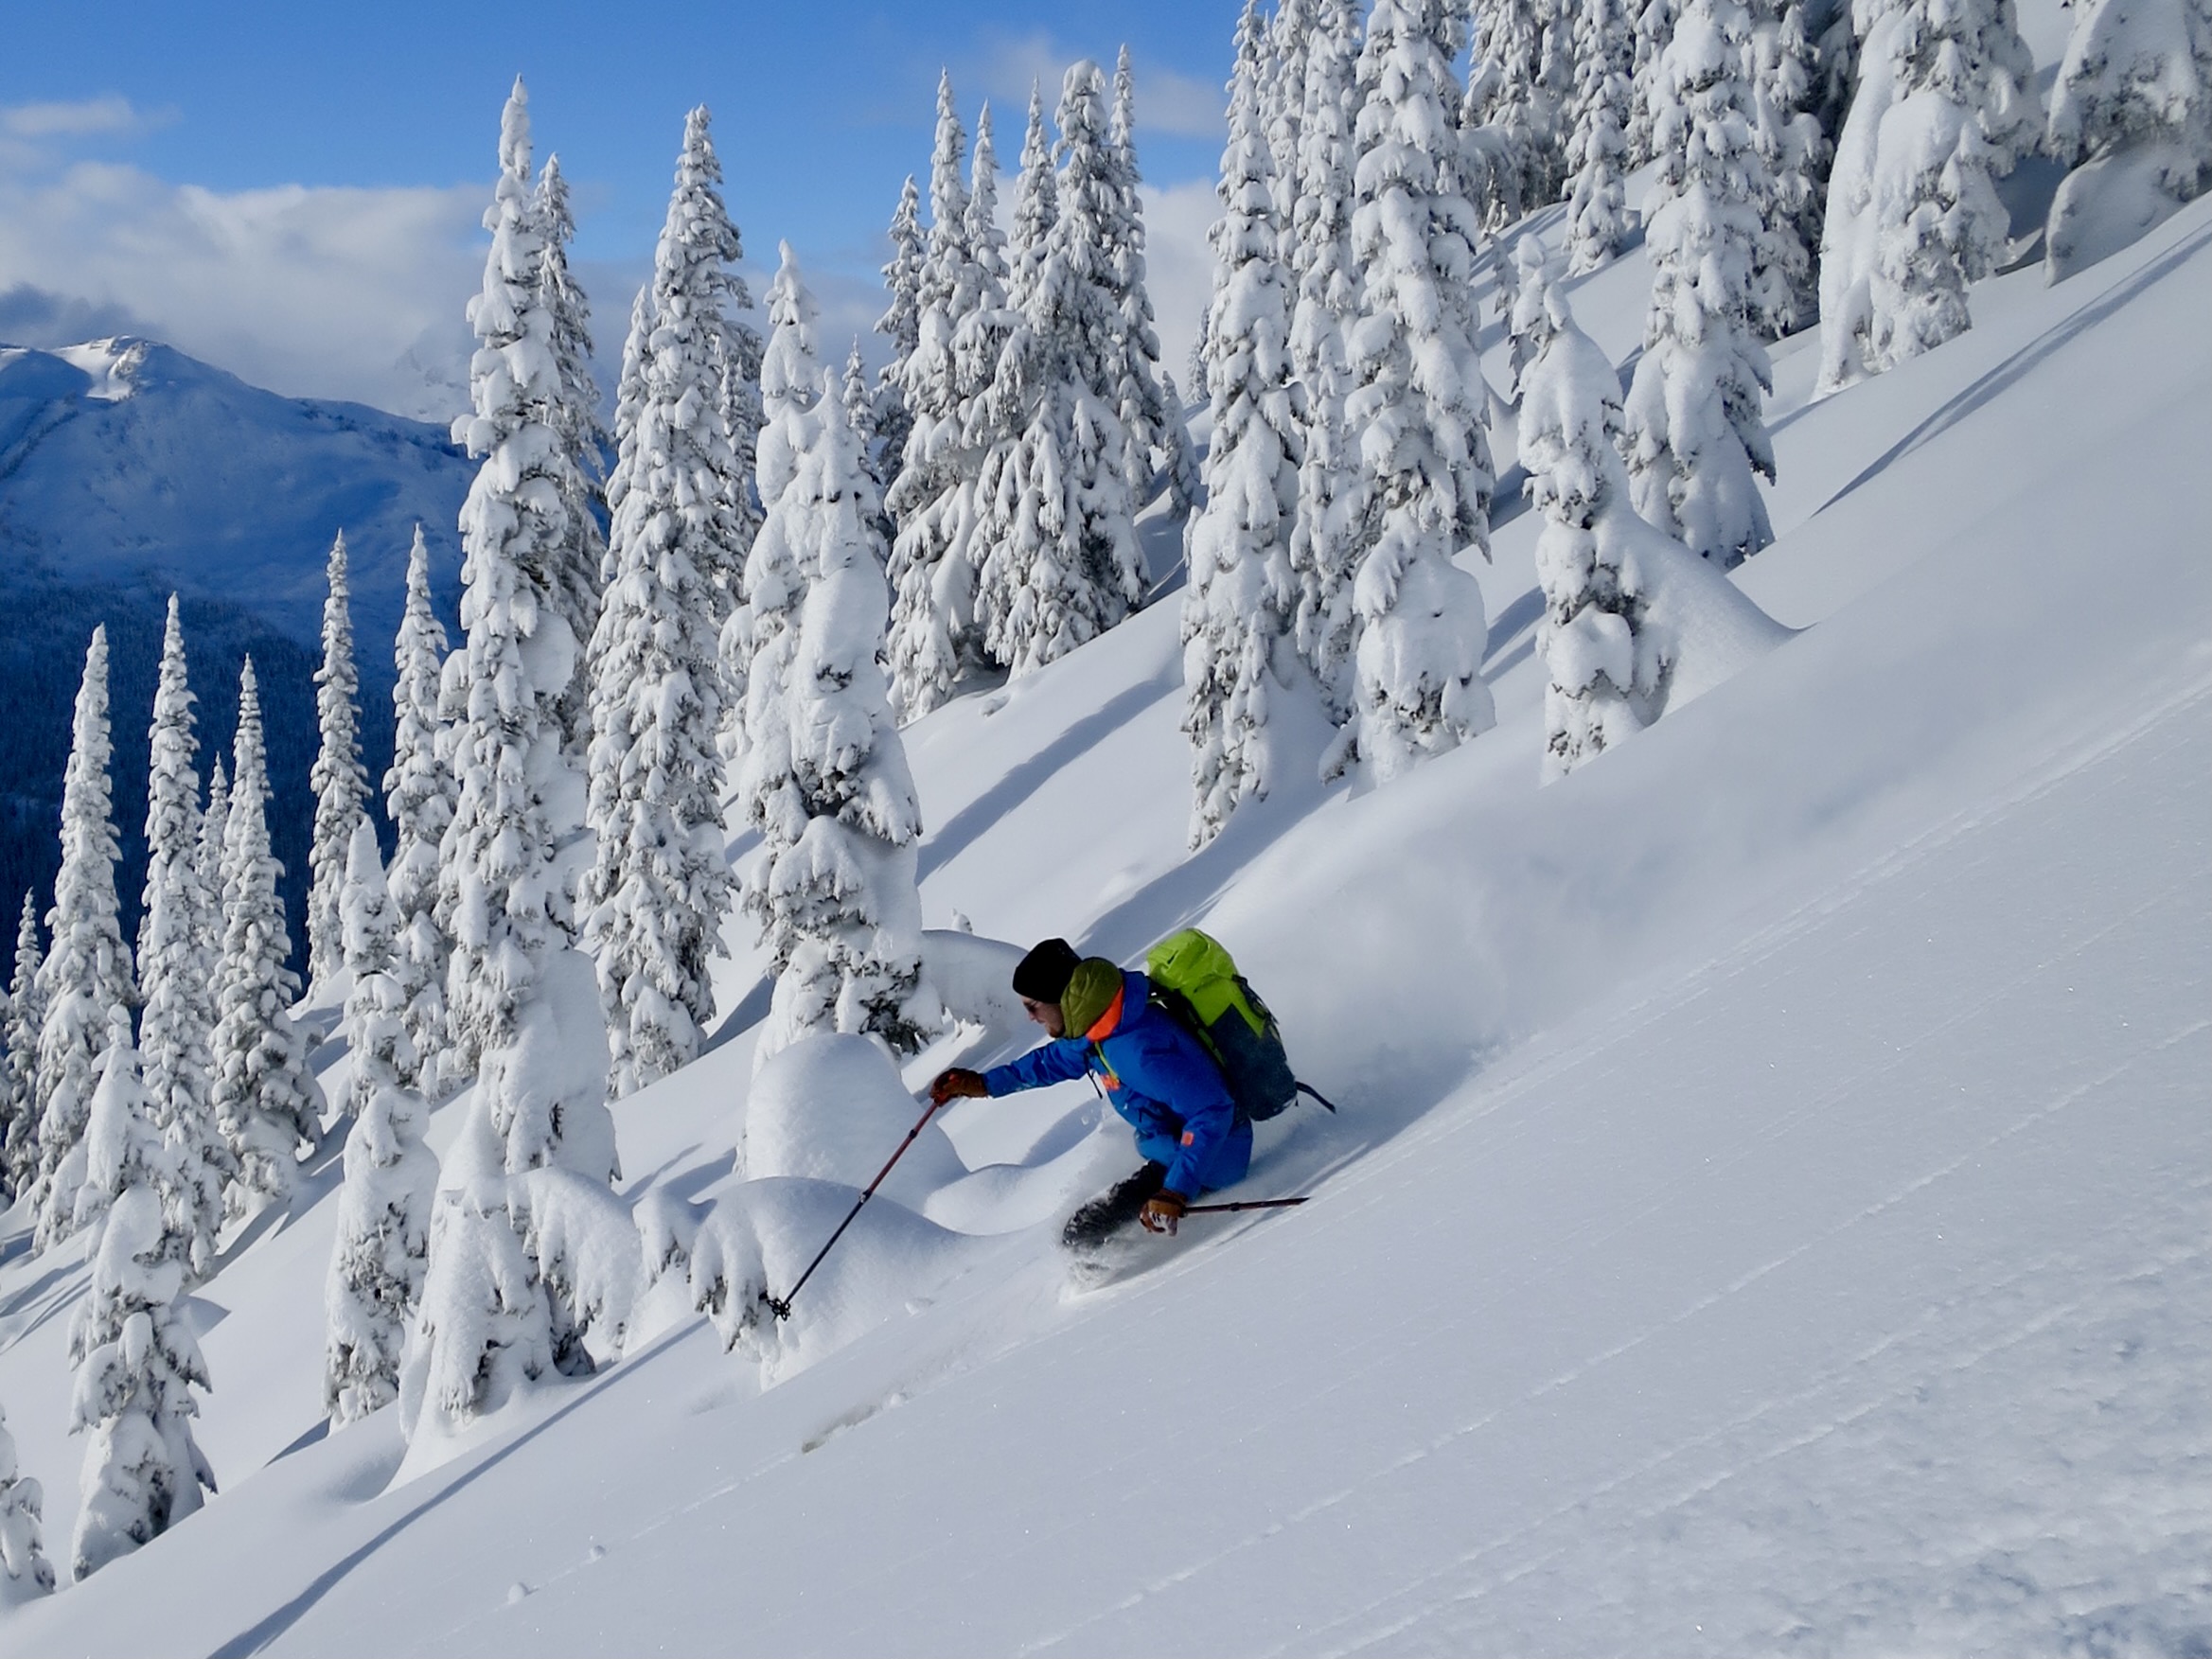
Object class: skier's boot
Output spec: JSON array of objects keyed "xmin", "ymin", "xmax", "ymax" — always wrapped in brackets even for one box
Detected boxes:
[{"xmin": 1061, "ymin": 1161, "xmax": 1168, "ymax": 1250}]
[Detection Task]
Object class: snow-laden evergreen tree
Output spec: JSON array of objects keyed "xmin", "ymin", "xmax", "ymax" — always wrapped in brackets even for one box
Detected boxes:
[
  {"xmin": 876, "ymin": 174, "xmax": 926, "ymax": 494},
  {"xmin": 196, "ymin": 758, "xmax": 229, "ymax": 944},
  {"xmin": 1475, "ymin": 0, "xmax": 1574, "ymax": 205},
  {"xmin": 1185, "ymin": 1, "xmax": 1310, "ymax": 847},
  {"xmin": 384, "ymin": 528, "xmax": 454, "ymax": 1101},
  {"xmin": 1620, "ymin": 0, "xmax": 1778, "ymax": 566},
  {"xmin": 0, "ymin": 896, "xmax": 41, "ymax": 1200},
  {"xmin": 535, "ymin": 152, "xmax": 611, "ymax": 767},
  {"xmin": 1565, "ymin": 0, "xmax": 1636, "ymax": 272},
  {"xmin": 324, "ymin": 821, "xmax": 436, "ymax": 1425},
  {"xmin": 1517, "ymin": 261, "xmax": 1656, "ymax": 773},
  {"xmin": 137, "ymin": 599, "xmax": 228, "ymax": 1279},
  {"xmin": 885, "ymin": 74, "xmax": 986, "ymax": 725},
  {"xmin": 438, "ymin": 79, "xmax": 613, "ymax": 1182},
  {"xmin": 974, "ymin": 63, "xmax": 1146, "ymax": 677},
  {"xmin": 0, "ymin": 1403, "xmax": 55, "ymax": 1606},
  {"xmin": 68, "ymin": 1018, "xmax": 214, "ymax": 1580},
  {"xmin": 211, "ymin": 659, "xmax": 323, "ymax": 1220},
  {"xmin": 1628, "ymin": 0, "xmax": 1682, "ymax": 166},
  {"xmin": 1267, "ymin": 0, "xmax": 1318, "ymax": 235},
  {"xmin": 34, "ymin": 627, "xmax": 135, "ymax": 1251},
  {"xmin": 307, "ymin": 530, "xmax": 367, "ymax": 992},
  {"xmin": 1747, "ymin": 0, "xmax": 1830, "ymax": 333},
  {"xmin": 1815, "ymin": 0, "xmax": 2042, "ymax": 388},
  {"xmin": 750, "ymin": 373, "xmax": 940, "ymax": 1064},
  {"xmin": 841, "ymin": 340, "xmax": 883, "ymax": 499},
  {"xmin": 1107, "ymin": 45, "xmax": 1200, "ymax": 518},
  {"xmin": 1336, "ymin": 0, "xmax": 1499, "ymax": 785},
  {"xmin": 1288, "ymin": 0, "xmax": 1366, "ymax": 722},
  {"xmin": 581, "ymin": 112, "xmax": 745, "ymax": 1096},
  {"xmin": 2045, "ymin": 0, "xmax": 2211, "ymax": 279}
]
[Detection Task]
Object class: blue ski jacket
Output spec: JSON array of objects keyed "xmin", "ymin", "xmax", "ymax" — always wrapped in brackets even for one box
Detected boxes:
[{"xmin": 982, "ymin": 969, "xmax": 1251, "ymax": 1199}]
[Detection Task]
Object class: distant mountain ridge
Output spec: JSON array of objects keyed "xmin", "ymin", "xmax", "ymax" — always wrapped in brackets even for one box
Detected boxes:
[{"xmin": 0, "ymin": 337, "xmax": 478, "ymax": 961}]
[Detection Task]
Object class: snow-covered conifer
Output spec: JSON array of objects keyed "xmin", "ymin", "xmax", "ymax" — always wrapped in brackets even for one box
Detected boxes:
[
  {"xmin": 1185, "ymin": 1, "xmax": 1310, "ymax": 847},
  {"xmin": 137, "ymin": 599, "xmax": 227, "ymax": 1278},
  {"xmin": 1628, "ymin": 0, "xmax": 1682, "ymax": 166},
  {"xmin": 1747, "ymin": 0, "xmax": 1830, "ymax": 333},
  {"xmin": 1288, "ymin": 0, "xmax": 1366, "ymax": 721},
  {"xmin": 581, "ymin": 114, "xmax": 745, "ymax": 1095},
  {"xmin": 1336, "ymin": 0, "xmax": 1499, "ymax": 785},
  {"xmin": 68, "ymin": 1021, "xmax": 213, "ymax": 1580},
  {"xmin": 1566, "ymin": 0, "xmax": 1636, "ymax": 272},
  {"xmin": 307, "ymin": 531, "xmax": 367, "ymax": 991},
  {"xmin": 384, "ymin": 528, "xmax": 454, "ymax": 1100},
  {"xmin": 1815, "ymin": 0, "xmax": 2042, "ymax": 388},
  {"xmin": 438, "ymin": 79, "xmax": 613, "ymax": 1183},
  {"xmin": 841, "ymin": 340, "xmax": 884, "ymax": 498},
  {"xmin": 876, "ymin": 174, "xmax": 926, "ymax": 488},
  {"xmin": 196, "ymin": 759, "xmax": 229, "ymax": 937},
  {"xmin": 34, "ymin": 627, "xmax": 135, "ymax": 1251},
  {"xmin": 536, "ymin": 153, "xmax": 611, "ymax": 765},
  {"xmin": 1107, "ymin": 45, "xmax": 1200, "ymax": 517},
  {"xmin": 749, "ymin": 373, "xmax": 939, "ymax": 1063},
  {"xmin": 0, "ymin": 896, "xmax": 42, "ymax": 1200},
  {"xmin": 324, "ymin": 821, "xmax": 436, "ymax": 1424},
  {"xmin": 1477, "ymin": 0, "xmax": 1573, "ymax": 205},
  {"xmin": 2044, "ymin": 0, "xmax": 2211, "ymax": 280},
  {"xmin": 0, "ymin": 1403, "xmax": 55, "ymax": 1605},
  {"xmin": 886, "ymin": 74, "xmax": 993, "ymax": 723},
  {"xmin": 1620, "ymin": 0, "xmax": 1778, "ymax": 566},
  {"xmin": 1267, "ymin": 0, "xmax": 1317, "ymax": 232},
  {"xmin": 211, "ymin": 660, "xmax": 323, "ymax": 1220},
  {"xmin": 974, "ymin": 63, "xmax": 1146, "ymax": 677}
]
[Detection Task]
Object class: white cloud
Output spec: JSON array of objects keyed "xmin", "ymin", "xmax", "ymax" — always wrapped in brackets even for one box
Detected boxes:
[
  {"xmin": 971, "ymin": 32, "xmax": 1223, "ymax": 142},
  {"xmin": 0, "ymin": 130, "xmax": 486, "ymax": 417},
  {"xmin": 1, "ymin": 96, "xmax": 149, "ymax": 140}
]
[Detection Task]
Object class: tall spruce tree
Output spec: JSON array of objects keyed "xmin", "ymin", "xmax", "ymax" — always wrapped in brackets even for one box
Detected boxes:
[
  {"xmin": 137, "ymin": 599, "xmax": 228, "ymax": 1278},
  {"xmin": 1621, "ymin": 0, "xmax": 1778, "ymax": 566},
  {"xmin": 1185, "ymin": 1, "xmax": 1310, "ymax": 846},
  {"xmin": 886, "ymin": 74, "xmax": 992, "ymax": 723},
  {"xmin": 749, "ymin": 358, "xmax": 939, "ymax": 1063},
  {"xmin": 385, "ymin": 528, "xmax": 454, "ymax": 1100},
  {"xmin": 324, "ymin": 821, "xmax": 436, "ymax": 1424},
  {"xmin": 2044, "ymin": 0, "xmax": 2211, "ymax": 279},
  {"xmin": 307, "ymin": 531, "xmax": 367, "ymax": 992},
  {"xmin": 1336, "ymin": 0, "xmax": 1498, "ymax": 785},
  {"xmin": 35, "ymin": 627, "xmax": 136, "ymax": 1250},
  {"xmin": 1106, "ymin": 45, "xmax": 1199, "ymax": 517},
  {"xmin": 1816, "ymin": 0, "xmax": 2041, "ymax": 387},
  {"xmin": 974, "ymin": 63, "xmax": 1146, "ymax": 677},
  {"xmin": 582, "ymin": 106, "xmax": 746, "ymax": 1099},
  {"xmin": 438, "ymin": 78, "xmax": 614, "ymax": 1183},
  {"xmin": 68, "ymin": 1016, "xmax": 215, "ymax": 1580},
  {"xmin": 1288, "ymin": 0, "xmax": 1366, "ymax": 722},
  {"xmin": 876, "ymin": 174, "xmax": 926, "ymax": 492},
  {"xmin": 0, "ymin": 896, "xmax": 41, "ymax": 1200},
  {"xmin": 1565, "ymin": 0, "xmax": 1636, "ymax": 272},
  {"xmin": 535, "ymin": 152, "xmax": 611, "ymax": 767},
  {"xmin": 211, "ymin": 658, "xmax": 323, "ymax": 1220},
  {"xmin": 1747, "ymin": 0, "xmax": 1830, "ymax": 333}
]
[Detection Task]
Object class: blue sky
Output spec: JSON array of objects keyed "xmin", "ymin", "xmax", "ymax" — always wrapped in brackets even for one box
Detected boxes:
[{"xmin": 0, "ymin": 1, "xmax": 1233, "ymax": 415}]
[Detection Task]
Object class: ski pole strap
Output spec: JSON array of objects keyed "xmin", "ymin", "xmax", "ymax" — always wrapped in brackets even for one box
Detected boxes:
[
  {"xmin": 1295, "ymin": 1081, "xmax": 1339, "ymax": 1113},
  {"xmin": 1181, "ymin": 1196, "xmax": 1310, "ymax": 1214}
]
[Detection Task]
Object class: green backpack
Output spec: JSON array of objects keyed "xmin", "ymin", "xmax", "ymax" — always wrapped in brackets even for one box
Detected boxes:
[{"xmin": 1143, "ymin": 929, "xmax": 1334, "ymax": 1123}]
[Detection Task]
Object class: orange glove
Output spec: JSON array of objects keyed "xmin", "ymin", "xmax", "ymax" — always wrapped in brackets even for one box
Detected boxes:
[
  {"xmin": 1140, "ymin": 1190, "xmax": 1189, "ymax": 1235},
  {"xmin": 929, "ymin": 1068, "xmax": 988, "ymax": 1106}
]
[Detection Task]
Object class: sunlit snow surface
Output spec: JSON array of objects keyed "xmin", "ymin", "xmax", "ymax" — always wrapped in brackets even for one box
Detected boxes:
[{"xmin": 0, "ymin": 188, "xmax": 2206, "ymax": 1659}]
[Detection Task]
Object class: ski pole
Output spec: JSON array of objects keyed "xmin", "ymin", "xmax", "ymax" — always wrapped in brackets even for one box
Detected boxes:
[
  {"xmin": 760, "ymin": 1094, "xmax": 947, "ymax": 1321},
  {"xmin": 1180, "ymin": 1196, "xmax": 1310, "ymax": 1215}
]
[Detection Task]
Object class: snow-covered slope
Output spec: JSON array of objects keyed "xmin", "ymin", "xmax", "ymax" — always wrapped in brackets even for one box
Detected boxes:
[{"xmin": 0, "ymin": 187, "xmax": 2204, "ymax": 1659}]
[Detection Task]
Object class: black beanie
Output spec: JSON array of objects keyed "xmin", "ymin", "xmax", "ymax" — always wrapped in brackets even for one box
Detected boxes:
[{"xmin": 1011, "ymin": 937, "xmax": 1081, "ymax": 1002}]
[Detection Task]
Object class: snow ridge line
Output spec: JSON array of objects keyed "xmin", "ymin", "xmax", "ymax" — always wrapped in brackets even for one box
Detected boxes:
[{"xmin": 1296, "ymin": 1025, "xmax": 2212, "ymax": 1655}]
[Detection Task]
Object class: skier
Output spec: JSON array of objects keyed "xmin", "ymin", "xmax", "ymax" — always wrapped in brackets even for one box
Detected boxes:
[{"xmin": 929, "ymin": 938, "xmax": 1251, "ymax": 1246}]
